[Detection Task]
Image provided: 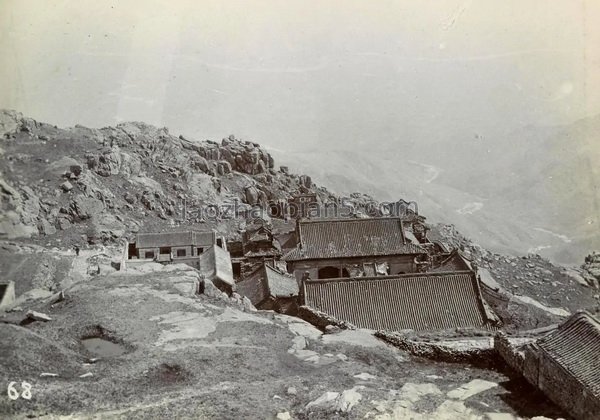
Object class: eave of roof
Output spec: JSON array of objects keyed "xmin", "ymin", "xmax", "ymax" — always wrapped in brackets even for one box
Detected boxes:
[{"xmin": 135, "ymin": 230, "xmax": 215, "ymax": 248}]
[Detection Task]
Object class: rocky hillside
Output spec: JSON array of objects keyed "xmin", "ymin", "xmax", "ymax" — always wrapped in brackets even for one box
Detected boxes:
[{"xmin": 0, "ymin": 110, "xmax": 332, "ymax": 247}]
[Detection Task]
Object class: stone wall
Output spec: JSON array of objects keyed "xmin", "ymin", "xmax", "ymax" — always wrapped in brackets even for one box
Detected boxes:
[
  {"xmin": 523, "ymin": 346, "xmax": 600, "ymax": 419},
  {"xmin": 297, "ymin": 305, "xmax": 356, "ymax": 330},
  {"xmin": 493, "ymin": 332, "xmax": 525, "ymax": 372},
  {"xmin": 376, "ymin": 330, "xmax": 497, "ymax": 365},
  {"xmin": 199, "ymin": 245, "xmax": 234, "ymax": 294}
]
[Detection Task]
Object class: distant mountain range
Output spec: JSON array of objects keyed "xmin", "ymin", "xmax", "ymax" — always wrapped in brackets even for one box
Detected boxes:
[{"xmin": 269, "ymin": 115, "xmax": 600, "ymax": 264}]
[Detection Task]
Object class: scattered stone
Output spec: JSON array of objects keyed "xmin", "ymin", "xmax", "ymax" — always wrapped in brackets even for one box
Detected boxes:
[
  {"xmin": 123, "ymin": 192, "xmax": 136, "ymax": 204},
  {"xmin": 289, "ymin": 336, "xmax": 307, "ymax": 351},
  {"xmin": 564, "ymin": 268, "xmax": 591, "ymax": 287},
  {"xmin": 305, "ymin": 391, "xmax": 339, "ymax": 410},
  {"xmin": 287, "ymin": 386, "xmax": 297, "ymax": 396},
  {"xmin": 216, "ymin": 160, "xmax": 232, "ymax": 175},
  {"xmin": 299, "ymin": 174, "xmax": 312, "ymax": 189},
  {"xmin": 60, "ymin": 181, "xmax": 74, "ymax": 192},
  {"xmin": 324, "ymin": 324, "xmax": 341, "ymax": 334},
  {"xmin": 38, "ymin": 219, "xmax": 57, "ymax": 235},
  {"xmin": 303, "ymin": 353, "xmax": 320, "ymax": 364},
  {"xmin": 336, "ymin": 353, "xmax": 348, "ymax": 361},
  {"xmin": 399, "ymin": 383, "xmax": 442, "ymax": 403},
  {"xmin": 486, "ymin": 413, "xmax": 517, "ymax": 420},
  {"xmin": 26, "ymin": 310, "xmax": 52, "ymax": 322},
  {"xmin": 353, "ymin": 372, "xmax": 376, "ymax": 381},
  {"xmin": 447, "ymin": 379, "xmax": 498, "ymax": 400},
  {"xmin": 79, "ymin": 372, "xmax": 93, "ymax": 378},
  {"xmin": 69, "ymin": 164, "xmax": 83, "ymax": 176},
  {"xmin": 335, "ymin": 387, "xmax": 363, "ymax": 412},
  {"xmin": 305, "ymin": 387, "xmax": 363, "ymax": 413},
  {"xmin": 276, "ymin": 412, "xmax": 291, "ymax": 420},
  {"xmin": 49, "ymin": 290, "xmax": 65, "ymax": 305},
  {"xmin": 245, "ymin": 186, "xmax": 259, "ymax": 205},
  {"xmin": 242, "ymin": 296, "xmax": 257, "ymax": 312},
  {"xmin": 199, "ymin": 277, "xmax": 223, "ymax": 298},
  {"xmin": 40, "ymin": 373, "xmax": 59, "ymax": 377}
]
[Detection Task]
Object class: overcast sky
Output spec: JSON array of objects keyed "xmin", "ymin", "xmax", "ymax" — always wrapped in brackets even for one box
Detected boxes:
[{"xmin": 1, "ymin": 0, "xmax": 599, "ymax": 151}]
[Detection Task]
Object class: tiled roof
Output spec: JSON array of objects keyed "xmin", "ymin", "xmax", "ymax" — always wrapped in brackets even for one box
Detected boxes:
[
  {"xmin": 536, "ymin": 311, "xmax": 600, "ymax": 397},
  {"xmin": 284, "ymin": 218, "xmax": 426, "ymax": 261},
  {"xmin": 236, "ymin": 264, "xmax": 298, "ymax": 306},
  {"xmin": 136, "ymin": 230, "xmax": 215, "ymax": 249},
  {"xmin": 235, "ymin": 268, "xmax": 269, "ymax": 306},
  {"xmin": 303, "ymin": 271, "xmax": 494, "ymax": 331},
  {"xmin": 431, "ymin": 250, "xmax": 473, "ymax": 272},
  {"xmin": 264, "ymin": 265, "xmax": 299, "ymax": 298}
]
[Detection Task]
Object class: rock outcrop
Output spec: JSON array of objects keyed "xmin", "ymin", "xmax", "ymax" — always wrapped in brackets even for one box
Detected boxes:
[
  {"xmin": 582, "ymin": 252, "xmax": 600, "ymax": 288},
  {"xmin": 0, "ymin": 110, "xmax": 327, "ymax": 246}
]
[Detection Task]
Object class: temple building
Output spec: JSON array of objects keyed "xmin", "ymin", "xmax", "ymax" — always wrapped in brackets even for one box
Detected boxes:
[
  {"xmin": 122, "ymin": 230, "xmax": 234, "ymax": 292},
  {"xmin": 283, "ymin": 217, "xmax": 428, "ymax": 283},
  {"xmin": 302, "ymin": 271, "xmax": 499, "ymax": 331}
]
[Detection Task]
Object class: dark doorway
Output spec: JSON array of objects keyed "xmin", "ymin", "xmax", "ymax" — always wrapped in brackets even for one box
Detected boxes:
[
  {"xmin": 232, "ymin": 262, "xmax": 241, "ymax": 279},
  {"xmin": 318, "ymin": 266, "xmax": 340, "ymax": 279},
  {"xmin": 128, "ymin": 242, "xmax": 137, "ymax": 259},
  {"xmin": 159, "ymin": 247, "xmax": 171, "ymax": 255},
  {"xmin": 176, "ymin": 249, "xmax": 186, "ymax": 257}
]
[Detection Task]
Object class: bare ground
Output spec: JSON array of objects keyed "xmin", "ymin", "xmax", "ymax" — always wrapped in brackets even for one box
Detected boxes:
[{"xmin": 0, "ymin": 263, "xmax": 567, "ymax": 419}]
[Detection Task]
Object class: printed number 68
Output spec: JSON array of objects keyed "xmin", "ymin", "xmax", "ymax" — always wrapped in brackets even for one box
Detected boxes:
[{"xmin": 7, "ymin": 382, "xmax": 32, "ymax": 400}]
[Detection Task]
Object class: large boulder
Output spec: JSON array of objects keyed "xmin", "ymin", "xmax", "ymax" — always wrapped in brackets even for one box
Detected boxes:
[
  {"xmin": 245, "ymin": 186, "xmax": 259, "ymax": 206},
  {"xmin": 86, "ymin": 213, "xmax": 125, "ymax": 244},
  {"xmin": 70, "ymin": 195, "xmax": 103, "ymax": 221},
  {"xmin": 299, "ymin": 175, "xmax": 312, "ymax": 189},
  {"xmin": 47, "ymin": 156, "xmax": 83, "ymax": 177},
  {"xmin": 38, "ymin": 219, "xmax": 57, "ymax": 236},
  {"xmin": 190, "ymin": 155, "xmax": 210, "ymax": 173},
  {"xmin": 216, "ymin": 161, "xmax": 232, "ymax": 176},
  {"xmin": 582, "ymin": 252, "xmax": 600, "ymax": 288},
  {"xmin": 0, "ymin": 109, "xmax": 23, "ymax": 138},
  {"xmin": 86, "ymin": 147, "xmax": 141, "ymax": 177}
]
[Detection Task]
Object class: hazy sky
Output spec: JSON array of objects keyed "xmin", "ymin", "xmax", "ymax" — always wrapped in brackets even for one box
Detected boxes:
[{"xmin": 1, "ymin": 0, "xmax": 599, "ymax": 151}]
